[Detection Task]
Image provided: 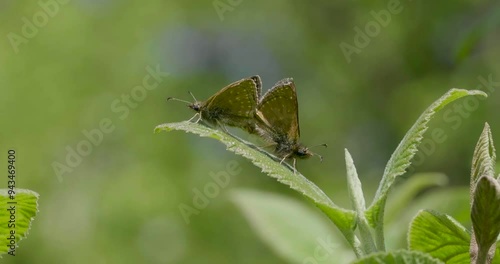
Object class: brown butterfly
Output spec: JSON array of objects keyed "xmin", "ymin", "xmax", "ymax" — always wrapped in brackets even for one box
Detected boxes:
[
  {"xmin": 168, "ymin": 76, "xmax": 262, "ymax": 134},
  {"xmin": 256, "ymin": 78, "xmax": 326, "ymax": 168}
]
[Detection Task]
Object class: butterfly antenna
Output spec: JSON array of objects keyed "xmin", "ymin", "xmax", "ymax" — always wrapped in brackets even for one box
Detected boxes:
[
  {"xmin": 166, "ymin": 97, "xmax": 192, "ymax": 104},
  {"xmin": 315, "ymin": 153, "xmax": 324, "ymax": 162},
  {"xmin": 310, "ymin": 143, "xmax": 328, "ymax": 149},
  {"xmin": 188, "ymin": 91, "xmax": 198, "ymax": 102},
  {"xmin": 309, "ymin": 144, "xmax": 326, "ymax": 162}
]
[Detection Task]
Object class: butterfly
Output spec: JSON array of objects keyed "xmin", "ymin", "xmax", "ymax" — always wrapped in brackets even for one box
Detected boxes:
[
  {"xmin": 168, "ymin": 76, "xmax": 262, "ymax": 134},
  {"xmin": 256, "ymin": 78, "xmax": 325, "ymax": 168}
]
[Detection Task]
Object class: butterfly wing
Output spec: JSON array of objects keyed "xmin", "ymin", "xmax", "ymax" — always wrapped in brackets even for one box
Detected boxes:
[
  {"xmin": 257, "ymin": 78, "xmax": 300, "ymax": 142},
  {"xmin": 204, "ymin": 76, "xmax": 260, "ymax": 118},
  {"xmin": 251, "ymin": 75, "xmax": 262, "ymax": 100}
]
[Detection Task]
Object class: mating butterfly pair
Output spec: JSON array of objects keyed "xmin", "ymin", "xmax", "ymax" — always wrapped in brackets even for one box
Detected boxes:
[{"xmin": 168, "ymin": 76, "xmax": 325, "ymax": 168}]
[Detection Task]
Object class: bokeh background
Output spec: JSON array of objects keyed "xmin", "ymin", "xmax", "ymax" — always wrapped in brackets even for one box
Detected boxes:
[{"xmin": 0, "ymin": 0, "xmax": 499, "ymax": 263}]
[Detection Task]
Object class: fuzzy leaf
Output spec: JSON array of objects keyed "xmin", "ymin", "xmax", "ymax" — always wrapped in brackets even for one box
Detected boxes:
[
  {"xmin": 352, "ymin": 250, "xmax": 443, "ymax": 264},
  {"xmin": 368, "ymin": 89, "xmax": 487, "ymax": 222},
  {"xmin": 345, "ymin": 149, "xmax": 365, "ymax": 214},
  {"xmin": 470, "ymin": 123, "xmax": 498, "ymax": 264},
  {"xmin": 345, "ymin": 149, "xmax": 376, "ymax": 253},
  {"xmin": 230, "ymin": 189, "xmax": 354, "ymax": 263},
  {"xmin": 155, "ymin": 122, "xmax": 357, "ymax": 240},
  {"xmin": 471, "ymin": 123, "xmax": 496, "ymax": 188},
  {"xmin": 409, "ymin": 210, "xmax": 470, "ymax": 264},
  {"xmin": 366, "ymin": 89, "xmax": 487, "ymax": 239},
  {"xmin": 471, "ymin": 176, "xmax": 500, "ymax": 264},
  {"xmin": 0, "ymin": 189, "xmax": 39, "ymax": 257}
]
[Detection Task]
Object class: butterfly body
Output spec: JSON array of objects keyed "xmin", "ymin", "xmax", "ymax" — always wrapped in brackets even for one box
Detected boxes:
[
  {"xmin": 274, "ymin": 140, "xmax": 313, "ymax": 160},
  {"xmin": 195, "ymin": 102, "xmax": 258, "ymax": 134},
  {"xmin": 256, "ymin": 78, "xmax": 317, "ymax": 163},
  {"xmin": 170, "ymin": 76, "xmax": 262, "ymax": 134}
]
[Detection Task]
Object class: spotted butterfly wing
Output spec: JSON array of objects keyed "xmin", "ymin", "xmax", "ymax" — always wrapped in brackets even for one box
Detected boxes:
[
  {"xmin": 199, "ymin": 76, "xmax": 261, "ymax": 133},
  {"xmin": 204, "ymin": 75, "xmax": 261, "ymax": 117},
  {"xmin": 257, "ymin": 78, "xmax": 300, "ymax": 143}
]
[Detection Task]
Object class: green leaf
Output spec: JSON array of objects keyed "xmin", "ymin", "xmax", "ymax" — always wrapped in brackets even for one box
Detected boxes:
[
  {"xmin": 154, "ymin": 122, "xmax": 357, "ymax": 246},
  {"xmin": 230, "ymin": 189, "xmax": 354, "ymax": 263},
  {"xmin": 470, "ymin": 123, "xmax": 498, "ymax": 264},
  {"xmin": 352, "ymin": 250, "xmax": 443, "ymax": 264},
  {"xmin": 366, "ymin": 89, "xmax": 487, "ymax": 249},
  {"xmin": 471, "ymin": 176, "xmax": 500, "ymax": 264},
  {"xmin": 471, "ymin": 123, "xmax": 496, "ymax": 189},
  {"xmin": 345, "ymin": 149, "xmax": 366, "ymax": 214},
  {"xmin": 493, "ymin": 244, "xmax": 500, "ymax": 264},
  {"xmin": 409, "ymin": 210, "xmax": 470, "ymax": 264},
  {"xmin": 345, "ymin": 149, "xmax": 376, "ymax": 254},
  {"xmin": 0, "ymin": 189, "xmax": 39, "ymax": 257}
]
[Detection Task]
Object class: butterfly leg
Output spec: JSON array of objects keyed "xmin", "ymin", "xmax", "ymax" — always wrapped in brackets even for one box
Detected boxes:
[
  {"xmin": 279, "ymin": 153, "xmax": 292, "ymax": 165},
  {"xmin": 194, "ymin": 113, "xmax": 202, "ymax": 123},
  {"xmin": 188, "ymin": 113, "xmax": 201, "ymax": 123},
  {"xmin": 279, "ymin": 155, "xmax": 297, "ymax": 174}
]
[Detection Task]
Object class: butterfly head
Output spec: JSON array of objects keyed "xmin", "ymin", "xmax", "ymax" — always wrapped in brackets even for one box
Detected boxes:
[
  {"xmin": 295, "ymin": 145, "xmax": 313, "ymax": 159},
  {"xmin": 167, "ymin": 91, "xmax": 203, "ymax": 113},
  {"xmin": 295, "ymin": 143, "xmax": 328, "ymax": 161},
  {"xmin": 188, "ymin": 102, "xmax": 202, "ymax": 112}
]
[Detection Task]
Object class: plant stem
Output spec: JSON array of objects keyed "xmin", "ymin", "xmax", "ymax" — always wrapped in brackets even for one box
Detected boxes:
[
  {"xmin": 374, "ymin": 222, "xmax": 386, "ymax": 251},
  {"xmin": 475, "ymin": 245, "xmax": 491, "ymax": 264},
  {"xmin": 351, "ymin": 236, "xmax": 364, "ymax": 259},
  {"xmin": 357, "ymin": 217, "xmax": 377, "ymax": 254},
  {"xmin": 373, "ymin": 198, "xmax": 387, "ymax": 251}
]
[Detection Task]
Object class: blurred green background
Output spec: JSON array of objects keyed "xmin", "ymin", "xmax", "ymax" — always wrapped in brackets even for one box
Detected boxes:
[{"xmin": 0, "ymin": 0, "xmax": 499, "ymax": 263}]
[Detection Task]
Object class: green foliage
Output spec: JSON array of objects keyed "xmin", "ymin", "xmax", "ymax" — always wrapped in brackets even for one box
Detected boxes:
[
  {"xmin": 154, "ymin": 121, "xmax": 359, "ymax": 251},
  {"xmin": 345, "ymin": 149, "xmax": 377, "ymax": 254},
  {"xmin": 345, "ymin": 149, "xmax": 366, "ymax": 215},
  {"xmin": 408, "ymin": 123, "xmax": 500, "ymax": 264},
  {"xmin": 0, "ymin": 189, "xmax": 39, "ymax": 257},
  {"xmin": 230, "ymin": 189, "xmax": 354, "ymax": 263},
  {"xmin": 366, "ymin": 89, "xmax": 487, "ymax": 250},
  {"xmin": 156, "ymin": 88, "xmax": 493, "ymax": 262},
  {"xmin": 353, "ymin": 250, "xmax": 444, "ymax": 264},
  {"xmin": 4, "ymin": 1, "xmax": 500, "ymax": 262},
  {"xmin": 470, "ymin": 123, "xmax": 500, "ymax": 264},
  {"xmin": 471, "ymin": 123, "xmax": 496, "ymax": 187},
  {"xmin": 471, "ymin": 176, "xmax": 500, "ymax": 263},
  {"xmin": 408, "ymin": 210, "xmax": 470, "ymax": 264}
]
